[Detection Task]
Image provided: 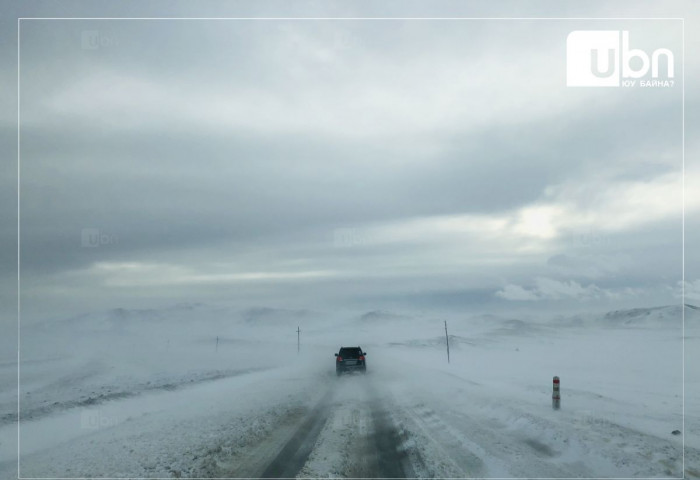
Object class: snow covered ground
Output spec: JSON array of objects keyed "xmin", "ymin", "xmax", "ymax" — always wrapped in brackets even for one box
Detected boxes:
[{"xmin": 0, "ymin": 303, "xmax": 698, "ymax": 478}]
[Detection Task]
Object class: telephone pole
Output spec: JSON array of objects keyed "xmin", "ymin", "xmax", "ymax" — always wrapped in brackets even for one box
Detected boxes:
[
  {"xmin": 444, "ymin": 321, "xmax": 450, "ymax": 364},
  {"xmin": 297, "ymin": 326, "xmax": 301, "ymax": 354}
]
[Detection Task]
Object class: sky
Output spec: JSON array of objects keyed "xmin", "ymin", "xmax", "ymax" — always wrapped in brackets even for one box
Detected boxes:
[{"xmin": 2, "ymin": 0, "xmax": 700, "ymax": 325}]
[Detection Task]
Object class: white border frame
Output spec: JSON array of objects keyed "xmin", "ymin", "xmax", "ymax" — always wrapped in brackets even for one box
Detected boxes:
[{"xmin": 16, "ymin": 16, "xmax": 686, "ymax": 480}]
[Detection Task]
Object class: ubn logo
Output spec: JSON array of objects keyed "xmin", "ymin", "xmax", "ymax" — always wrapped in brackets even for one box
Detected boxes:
[
  {"xmin": 566, "ymin": 31, "xmax": 674, "ymax": 87},
  {"xmin": 81, "ymin": 228, "xmax": 118, "ymax": 248}
]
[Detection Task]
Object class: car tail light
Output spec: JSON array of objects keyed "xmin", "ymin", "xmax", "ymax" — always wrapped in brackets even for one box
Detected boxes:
[
  {"xmin": 337, "ymin": 356, "xmax": 343, "ymax": 362},
  {"xmin": 359, "ymin": 355, "xmax": 365, "ymax": 361}
]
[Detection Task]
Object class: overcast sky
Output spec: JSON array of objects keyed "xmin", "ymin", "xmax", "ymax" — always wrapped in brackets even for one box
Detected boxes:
[{"xmin": 3, "ymin": 1, "xmax": 700, "ymax": 323}]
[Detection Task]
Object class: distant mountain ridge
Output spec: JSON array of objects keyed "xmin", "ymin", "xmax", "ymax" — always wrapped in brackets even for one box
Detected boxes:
[
  {"xmin": 602, "ymin": 304, "xmax": 697, "ymax": 326},
  {"xmin": 240, "ymin": 307, "xmax": 320, "ymax": 324},
  {"xmin": 24, "ymin": 303, "xmax": 698, "ymax": 337}
]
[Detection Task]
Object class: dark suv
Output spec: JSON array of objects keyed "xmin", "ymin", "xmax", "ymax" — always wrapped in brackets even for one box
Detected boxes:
[{"xmin": 335, "ymin": 346, "xmax": 367, "ymax": 375}]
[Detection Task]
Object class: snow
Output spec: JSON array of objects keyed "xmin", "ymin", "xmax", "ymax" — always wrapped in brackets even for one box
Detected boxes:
[{"xmin": 1, "ymin": 303, "xmax": 698, "ymax": 478}]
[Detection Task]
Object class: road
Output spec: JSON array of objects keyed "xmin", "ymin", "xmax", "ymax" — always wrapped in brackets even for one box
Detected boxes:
[
  {"xmin": 6, "ymin": 348, "xmax": 697, "ymax": 478},
  {"xmin": 200, "ymin": 373, "xmax": 417, "ymax": 478},
  {"xmin": 190, "ymin": 360, "xmax": 695, "ymax": 479}
]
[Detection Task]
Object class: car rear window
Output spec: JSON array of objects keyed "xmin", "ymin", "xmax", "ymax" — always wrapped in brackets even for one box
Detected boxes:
[{"xmin": 339, "ymin": 347, "xmax": 362, "ymax": 358}]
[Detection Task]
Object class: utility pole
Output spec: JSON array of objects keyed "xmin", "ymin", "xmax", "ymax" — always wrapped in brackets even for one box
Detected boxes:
[
  {"xmin": 297, "ymin": 326, "xmax": 301, "ymax": 354},
  {"xmin": 444, "ymin": 320, "xmax": 450, "ymax": 364},
  {"xmin": 216, "ymin": 336, "xmax": 219, "ymax": 353}
]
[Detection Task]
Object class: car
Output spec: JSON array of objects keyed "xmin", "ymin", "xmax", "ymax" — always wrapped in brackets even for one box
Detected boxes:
[{"xmin": 335, "ymin": 346, "xmax": 367, "ymax": 375}]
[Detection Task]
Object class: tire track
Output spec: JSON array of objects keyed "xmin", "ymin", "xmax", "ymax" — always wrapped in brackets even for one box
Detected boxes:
[
  {"xmin": 262, "ymin": 375, "xmax": 419, "ymax": 478},
  {"xmin": 204, "ymin": 375, "xmax": 422, "ymax": 478},
  {"xmin": 258, "ymin": 389, "xmax": 334, "ymax": 478},
  {"xmin": 338, "ymin": 378, "xmax": 417, "ymax": 478},
  {"xmin": 368, "ymin": 398, "xmax": 416, "ymax": 478}
]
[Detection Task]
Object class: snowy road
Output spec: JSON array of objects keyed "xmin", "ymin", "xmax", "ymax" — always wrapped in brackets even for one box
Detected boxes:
[
  {"xmin": 2, "ymin": 304, "xmax": 699, "ymax": 478},
  {"xmin": 198, "ymin": 374, "xmax": 416, "ymax": 478},
  {"xmin": 189, "ymin": 357, "xmax": 697, "ymax": 478},
  {"xmin": 3, "ymin": 354, "xmax": 698, "ymax": 478}
]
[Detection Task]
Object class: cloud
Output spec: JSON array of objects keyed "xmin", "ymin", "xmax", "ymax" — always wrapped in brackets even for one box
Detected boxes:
[
  {"xmin": 678, "ymin": 280, "xmax": 700, "ymax": 302},
  {"xmin": 495, "ymin": 284, "xmax": 540, "ymax": 301},
  {"xmin": 9, "ymin": 18, "xmax": 691, "ymax": 319},
  {"xmin": 27, "ymin": 23, "xmax": 592, "ymax": 145},
  {"xmin": 533, "ymin": 277, "xmax": 607, "ymax": 300},
  {"xmin": 546, "ymin": 253, "xmax": 625, "ymax": 279},
  {"xmin": 496, "ymin": 277, "xmax": 614, "ymax": 302},
  {"xmin": 69, "ymin": 262, "xmax": 337, "ymax": 288}
]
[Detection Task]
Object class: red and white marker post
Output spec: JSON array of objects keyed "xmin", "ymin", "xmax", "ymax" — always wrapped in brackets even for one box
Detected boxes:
[{"xmin": 552, "ymin": 376, "xmax": 561, "ymax": 410}]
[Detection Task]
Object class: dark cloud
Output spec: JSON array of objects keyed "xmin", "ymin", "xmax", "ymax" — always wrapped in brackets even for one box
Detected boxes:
[{"xmin": 2, "ymin": 4, "xmax": 694, "ymax": 322}]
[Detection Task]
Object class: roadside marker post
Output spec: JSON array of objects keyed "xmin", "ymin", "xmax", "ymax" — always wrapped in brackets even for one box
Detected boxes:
[{"xmin": 552, "ymin": 376, "xmax": 561, "ymax": 410}]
